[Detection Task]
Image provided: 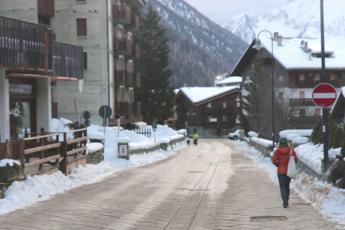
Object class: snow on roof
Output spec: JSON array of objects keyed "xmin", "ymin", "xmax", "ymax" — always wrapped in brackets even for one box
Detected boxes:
[
  {"xmin": 260, "ymin": 37, "xmax": 345, "ymax": 69},
  {"xmin": 180, "ymin": 86, "xmax": 239, "ymax": 104},
  {"xmin": 216, "ymin": 76, "xmax": 242, "ymax": 85}
]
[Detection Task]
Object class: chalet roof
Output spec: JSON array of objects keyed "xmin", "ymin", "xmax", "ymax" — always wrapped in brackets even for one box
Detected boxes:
[
  {"xmin": 259, "ymin": 37, "xmax": 345, "ymax": 70},
  {"xmin": 179, "ymin": 86, "xmax": 239, "ymax": 104},
  {"xmin": 216, "ymin": 76, "xmax": 242, "ymax": 86}
]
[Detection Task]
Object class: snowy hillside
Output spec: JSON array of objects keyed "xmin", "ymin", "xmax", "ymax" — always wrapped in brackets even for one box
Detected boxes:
[
  {"xmin": 147, "ymin": 0, "xmax": 246, "ymax": 87},
  {"xmin": 224, "ymin": 0, "xmax": 345, "ymax": 43}
]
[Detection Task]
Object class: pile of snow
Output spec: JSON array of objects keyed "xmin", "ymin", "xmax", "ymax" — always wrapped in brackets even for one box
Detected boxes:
[
  {"xmin": 234, "ymin": 141, "xmax": 345, "ymax": 227},
  {"xmin": 50, "ymin": 118, "xmax": 74, "ymax": 139},
  {"xmin": 280, "ymin": 129, "xmax": 313, "ymax": 139},
  {"xmin": 86, "ymin": 143, "xmax": 104, "ymax": 154},
  {"xmin": 279, "ymin": 129, "xmax": 312, "ymax": 146},
  {"xmin": 0, "ymin": 159, "xmax": 20, "ymax": 168},
  {"xmin": 177, "ymin": 129, "xmax": 187, "ymax": 136},
  {"xmin": 251, "ymin": 137, "xmax": 273, "ymax": 148},
  {"xmin": 248, "ymin": 131, "xmax": 258, "ymax": 137},
  {"xmin": 87, "ymin": 125, "xmax": 106, "ymax": 141},
  {"xmin": 296, "ymin": 143, "xmax": 340, "ymax": 175}
]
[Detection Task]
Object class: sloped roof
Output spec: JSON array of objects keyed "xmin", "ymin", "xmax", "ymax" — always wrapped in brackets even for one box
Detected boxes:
[
  {"xmin": 216, "ymin": 76, "xmax": 242, "ymax": 86},
  {"xmin": 260, "ymin": 37, "xmax": 345, "ymax": 70},
  {"xmin": 179, "ymin": 86, "xmax": 239, "ymax": 104}
]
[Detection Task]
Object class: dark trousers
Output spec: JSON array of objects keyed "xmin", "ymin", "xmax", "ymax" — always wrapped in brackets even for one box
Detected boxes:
[{"xmin": 277, "ymin": 173, "xmax": 291, "ymax": 203}]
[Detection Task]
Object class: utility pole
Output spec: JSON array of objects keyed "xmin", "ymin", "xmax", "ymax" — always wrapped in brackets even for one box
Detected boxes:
[{"xmin": 320, "ymin": 0, "xmax": 329, "ymax": 171}]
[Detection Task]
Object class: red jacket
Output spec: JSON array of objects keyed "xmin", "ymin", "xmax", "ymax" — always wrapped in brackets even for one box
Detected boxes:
[{"xmin": 272, "ymin": 146, "xmax": 298, "ymax": 174}]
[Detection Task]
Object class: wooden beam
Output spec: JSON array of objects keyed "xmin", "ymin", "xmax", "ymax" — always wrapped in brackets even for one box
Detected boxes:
[
  {"xmin": 24, "ymin": 143, "xmax": 61, "ymax": 155},
  {"xmin": 24, "ymin": 154, "xmax": 60, "ymax": 168},
  {"xmin": 67, "ymin": 137, "xmax": 88, "ymax": 145}
]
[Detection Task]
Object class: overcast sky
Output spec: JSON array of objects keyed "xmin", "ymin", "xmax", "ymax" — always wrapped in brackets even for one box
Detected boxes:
[{"xmin": 184, "ymin": 0, "xmax": 286, "ymax": 25}]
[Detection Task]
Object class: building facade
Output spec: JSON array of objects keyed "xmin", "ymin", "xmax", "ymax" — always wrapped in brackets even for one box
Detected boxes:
[
  {"xmin": 0, "ymin": 5, "xmax": 84, "ymax": 141},
  {"xmin": 48, "ymin": 0, "xmax": 144, "ymax": 126},
  {"xmin": 175, "ymin": 87, "xmax": 240, "ymax": 137},
  {"xmin": 231, "ymin": 34, "xmax": 345, "ymax": 130}
]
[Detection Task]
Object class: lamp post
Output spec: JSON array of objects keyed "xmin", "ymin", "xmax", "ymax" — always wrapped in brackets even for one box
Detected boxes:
[{"xmin": 253, "ymin": 30, "xmax": 276, "ymax": 148}]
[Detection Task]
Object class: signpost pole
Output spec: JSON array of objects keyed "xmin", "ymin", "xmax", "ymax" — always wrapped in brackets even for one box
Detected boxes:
[{"xmin": 320, "ymin": 0, "xmax": 329, "ymax": 171}]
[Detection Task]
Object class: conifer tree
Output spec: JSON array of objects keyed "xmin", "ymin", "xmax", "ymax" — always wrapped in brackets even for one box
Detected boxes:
[{"xmin": 137, "ymin": 6, "xmax": 174, "ymax": 124}]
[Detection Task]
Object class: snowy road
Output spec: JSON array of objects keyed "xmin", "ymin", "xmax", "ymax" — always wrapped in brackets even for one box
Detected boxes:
[{"xmin": 0, "ymin": 139, "xmax": 338, "ymax": 229}]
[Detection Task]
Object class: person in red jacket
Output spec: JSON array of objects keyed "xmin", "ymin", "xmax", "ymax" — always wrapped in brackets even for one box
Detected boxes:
[{"xmin": 272, "ymin": 137, "xmax": 298, "ymax": 208}]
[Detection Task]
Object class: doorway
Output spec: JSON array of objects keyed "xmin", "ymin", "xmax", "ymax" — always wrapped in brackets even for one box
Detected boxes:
[{"xmin": 9, "ymin": 79, "xmax": 36, "ymax": 139}]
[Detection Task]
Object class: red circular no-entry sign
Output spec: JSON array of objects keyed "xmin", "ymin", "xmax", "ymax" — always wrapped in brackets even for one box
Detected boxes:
[{"xmin": 312, "ymin": 83, "xmax": 337, "ymax": 108}]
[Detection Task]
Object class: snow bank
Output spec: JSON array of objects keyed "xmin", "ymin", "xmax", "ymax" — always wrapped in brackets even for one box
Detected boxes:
[
  {"xmin": 86, "ymin": 143, "xmax": 104, "ymax": 154},
  {"xmin": 234, "ymin": 141, "xmax": 345, "ymax": 227},
  {"xmin": 0, "ymin": 159, "xmax": 20, "ymax": 168},
  {"xmin": 295, "ymin": 143, "xmax": 340, "ymax": 175},
  {"xmin": 279, "ymin": 129, "xmax": 313, "ymax": 138},
  {"xmin": 250, "ymin": 137, "xmax": 273, "ymax": 148},
  {"xmin": 50, "ymin": 118, "xmax": 74, "ymax": 139},
  {"xmin": 248, "ymin": 131, "xmax": 258, "ymax": 137}
]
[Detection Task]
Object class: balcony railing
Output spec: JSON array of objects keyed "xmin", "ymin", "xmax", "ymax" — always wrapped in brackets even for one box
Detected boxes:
[
  {"xmin": 115, "ymin": 39, "xmax": 132, "ymax": 56},
  {"xmin": 132, "ymin": 44, "xmax": 140, "ymax": 59},
  {"xmin": 52, "ymin": 42, "xmax": 84, "ymax": 79},
  {"xmin": 113, "ymin": 5, "xmax": 131, "ymax": 24},
  {"xmin": 0, "ymin": 16, "xmax": 52, "ymax": 71}
]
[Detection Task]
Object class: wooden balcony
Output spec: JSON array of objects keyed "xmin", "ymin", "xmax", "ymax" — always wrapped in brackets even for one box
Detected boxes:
[
  {"xmin": 115, "ymin": 69, "xmax": 126, "ymax": 84},
  {"xmin": 0, "ymin": 16, "xmax": 52, "ymax": 71},
  {"xmin": 113, "ymin": 5, "xmax": 131, "ymax": 25},
  {"xmin": 52, "ymin": 42, "xmax": 84, "ymax": 79},
  {"xmin": 132, "ymin": 44, "xmax": 140, "ymax": 59},
  {"xmin": 115, "ymin": 39, "xmax": 133, "ymax": 56},
  {"xmin": 126, "ymin": 14, "xmax": 140, "ymax": 31}
]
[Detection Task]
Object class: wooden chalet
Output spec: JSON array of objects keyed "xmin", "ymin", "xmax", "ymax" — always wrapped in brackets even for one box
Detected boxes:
[
  {"xmin": 175, "ymin": 86, "xmax": 240, "ymax": 137},
  {"xmin": 231, "ymin": 33, "xmax": 345, "ymax": 131}
]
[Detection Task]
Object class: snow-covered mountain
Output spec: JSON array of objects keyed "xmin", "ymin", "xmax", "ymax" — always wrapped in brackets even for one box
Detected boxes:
[
  {"xmin": 147, "ymin": 0, "xmax": 246, "ymax": 87},
  {"xmin": 224, "ymin": 0, "xmax": 345, "ymax": 43}
]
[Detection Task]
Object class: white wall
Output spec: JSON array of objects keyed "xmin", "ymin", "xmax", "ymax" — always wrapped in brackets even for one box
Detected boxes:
[
  {"xmin": 36, "ymin": 78, "xmax": 52, "ymax": 132},
  {"xmin": 0, "ymin": 0, "xmax": 38, "ymax": 23},
  {"xmin": 0, "ymin": 70, "xmax": 10, "ymax": 142}
]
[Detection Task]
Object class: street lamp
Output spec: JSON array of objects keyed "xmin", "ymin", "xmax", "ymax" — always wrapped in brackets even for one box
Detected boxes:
[{"xmin": 253, "ymin": 30, "xmax": 276, "ymax": 148}]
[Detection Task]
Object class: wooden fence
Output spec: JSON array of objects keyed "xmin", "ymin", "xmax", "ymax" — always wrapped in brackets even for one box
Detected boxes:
[{"xmin": 0, "ymin": 128, "xmax": 88, "ymax": 178}]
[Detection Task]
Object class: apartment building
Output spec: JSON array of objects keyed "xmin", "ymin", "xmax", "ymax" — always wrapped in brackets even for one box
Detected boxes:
[
  {"xmin": 44, "ymin": 0, "xmax": 144, "ymax": 126},
  {"xmin": 230, "ymin": 33, "xmax": 345, "ymax": 129}
]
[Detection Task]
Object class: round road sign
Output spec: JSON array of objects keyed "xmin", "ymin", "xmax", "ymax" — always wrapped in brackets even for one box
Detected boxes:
[{"xmin": 312, "ymin": 83, "xmax": 337, "ymax": 108}]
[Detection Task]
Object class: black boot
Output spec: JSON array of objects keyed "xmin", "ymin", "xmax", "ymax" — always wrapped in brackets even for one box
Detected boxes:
[{"xmin": 283, "ymin": 201, "xmax": 288, "ymax": 208}]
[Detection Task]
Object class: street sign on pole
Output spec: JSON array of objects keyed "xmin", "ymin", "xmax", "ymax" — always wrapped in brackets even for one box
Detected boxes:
[{"xmin": 312, "ymin": 83, "xmax": 337, "ymax": 108}]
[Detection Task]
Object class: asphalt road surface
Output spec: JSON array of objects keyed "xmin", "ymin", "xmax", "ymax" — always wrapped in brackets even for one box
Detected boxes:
[{"xmin": 0, "ymin": 139, "xmax": 338, "ymax": 230}]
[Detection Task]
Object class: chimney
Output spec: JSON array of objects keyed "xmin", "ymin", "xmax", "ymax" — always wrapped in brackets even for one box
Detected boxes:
[
  {"xmin": 277, "ymin": 35, "xmax": 283, "ymax": 46},
  {"xmin": 273, "ymin": 32, "xmax": 279, "ymax": 41}
]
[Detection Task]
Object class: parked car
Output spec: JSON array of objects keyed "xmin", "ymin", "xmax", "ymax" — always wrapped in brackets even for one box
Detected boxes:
[{"xmin": 228, "ymin": 129, "xmax": 244, "ymax": 140}]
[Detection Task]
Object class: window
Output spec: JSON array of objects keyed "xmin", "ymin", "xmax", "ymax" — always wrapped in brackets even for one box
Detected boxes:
[
  {"xmin": 315, "ymin": 108, "xmax": 321, "ymax": 116},
  {"xmin": 83, "ymin": 52, "xmax": 88, "ymax": 69},
  {"xmin": 76, "ymin": 18, "xmax": 87, "ymax": 36},
  {"xmin": 222, "ymin": 102, "xmax": 227, "ymax": 109},
  {"xmin": 129, "ymin": 87, "xmax": 135, "ymax": 103},
  {"xmin": 116, "ymin": 56, "xmax": 125, "ymax": 70},
  {"xmin": 222, "ymin": 115, "xmax": 228, "ymax": 122},
  {"xmin": 207, "ymin": 103, "xmax": 212, "ymax": 108},
  {"xmin": 299, "ymin": 73, "xmax": 305, "ymax": 81},
  {"xmin": 278, "ymin": 75, "xmax": 284, "ymax": 83},
  {"xmin": 126, "ymin": 60, "xmax": 134, "ymax": 73},
  {"xmin": 299, "ymin": 91, "xmax": 305, "ymax": 98},
  {"xmin": 278, "ymin": 92, "xmax": 283, "ymax": 101},
  {"xmin": 314, "ymin": 73, "xmax": 320, "ymax": 81},
  {"xmin": 330, "ymin": 73, "xmax": 337, "ymax": 81}
]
